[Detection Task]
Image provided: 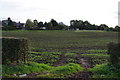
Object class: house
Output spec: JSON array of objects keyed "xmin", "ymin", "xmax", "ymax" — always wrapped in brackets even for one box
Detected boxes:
[
  {"xmin": 16, "ymin": 22, "xmax": 25, "ymax": 28},
  {"xmin": 2, "ymin": 20, "xmax": 8, "ymax": 26},
  {"xmin": 2, "ymin": 19, "xmax": 25, "ymax": 29}
]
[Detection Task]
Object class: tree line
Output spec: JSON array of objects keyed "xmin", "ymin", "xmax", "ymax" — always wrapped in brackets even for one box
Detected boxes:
[
  {"xmin": 70, "ymin": 20, "xmax": 120, "ymax": 31},
  {"xmin": 25, "ymin": 18, "xmax": 67, "ymax": 30},
  {"xmin": 2, "ymin": 17, "xmax": 120, "ymax": 31}
]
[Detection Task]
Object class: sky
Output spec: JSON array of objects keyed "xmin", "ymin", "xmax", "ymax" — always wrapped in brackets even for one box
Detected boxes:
[{"xmin": 0, "ymin": 0, "xmax": 119, "ymax": 27}]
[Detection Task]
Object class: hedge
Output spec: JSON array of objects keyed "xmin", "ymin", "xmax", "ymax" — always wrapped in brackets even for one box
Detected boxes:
[
  {"xmin": 2, "ymin": 37, "xmax": 29, "ymax": 65},
  {"xmin": 107, "ymin": 42, "xmax": 120, "ymax": 65}
]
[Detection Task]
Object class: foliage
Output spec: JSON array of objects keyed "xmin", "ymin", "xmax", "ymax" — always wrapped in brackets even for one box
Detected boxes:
[
  {"xmin": 70, "ymin": 20, "xmax": 99, "ymax": 30},
  {"xmin": 3, "ymin": 62, "xmax": 83, "ymax": 78},
  {"xmin": 114, "ymin": 26, "xmax": 120, "ymax": 32},
  {"xmin": 87, "ymin": 49, "xmax": 107, "ymax": 53},
  {"xmin": 28, "ymin": 52, "xmax": 61, "ymax": 65},
  {"xmin": 51, "ymin": 63, "xmax": 83, "ymax": 75},
  {"xmin": 64, "ymin": 53, "xmax": 77, "ymax": 63},
  {"xmin": 2, "ymin": 62, "xmax": 52, "ymax": 77},
  {"xmin": 89, "ymin": 63, "xmax": 120, "ymax": 78},
  {"xmin": 81, "ymin": 53, "xmax": 109, "ymax": 57},
  {"xmin": 66, "ymin": 58, "xmax": 76, "ymax": 63},
  {"xmin": 2, "ymin": 25, "xmax": 17, "ymax": 30},
  {"xmin": 107, "ymin": 42, "xmax": 120, "ymax": 65},
  {"xmin": 2, "ymin": 30, "xmax": 119, "ymax": 78},
  {"xmin": 38, "ymin": 21, "xmax": 44, "ymax": 28},
  {"xmin": 38, "ymin": 63, "xmax": 84, "ymax": 78},
  {"xmin": 2, "ymin": 17, "xmax": 120, "ymax": 31},
  {"xmin": 2, "ymin": 37, "xmax": 29, "ymax": 64},
  {"xmin": 81, "ymin": 53, "xmax": 110, "ymax": 65},
  {"xmin": 25, "ymin": 19, "xmax": 34, "ymax": 30},
  {"xmin": 64, "ymin": 53, "xmax": 77, "ymax": 58},
  {"xmin": 50, "ymin": 19, "xmax": 58, "ymax": 27}
]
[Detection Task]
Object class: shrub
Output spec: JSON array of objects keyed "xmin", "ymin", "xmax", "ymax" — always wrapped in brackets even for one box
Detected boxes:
[
  {"xmin": 2, "ymin": 26, "xmax": 17, "ymax": 30},
  {"xmin": 89, "ymin": 63, "xmax": 120, "ymax": 78},
  {"xmin": 2, "ymin": 37, "xmax": 29, "ymax": 64},
  {"xmin": 107, "ymin": 42, "xmax": 120, "ymax": 65}
]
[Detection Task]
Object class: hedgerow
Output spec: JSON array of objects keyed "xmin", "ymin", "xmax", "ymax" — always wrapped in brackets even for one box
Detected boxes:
[{"xmin": 2, "ymin": 37, "xmax": 29, "ymax": 64}]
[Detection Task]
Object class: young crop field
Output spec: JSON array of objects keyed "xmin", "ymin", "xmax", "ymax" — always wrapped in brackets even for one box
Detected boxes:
[
  {"xmin": 2, "ymin": 30, "xmax": 119, "ymax": 78},
  {"xmin": 2, "ymin": 30, "xmax": 118, "ymax": 52}
]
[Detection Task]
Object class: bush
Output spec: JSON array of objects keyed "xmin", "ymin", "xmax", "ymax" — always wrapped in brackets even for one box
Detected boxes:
[
  {"xmin": 90, "ymin": 63, "xmax": 120, "ymax": 78},
  {"xmin": 2, "ymin": 26, "xmax": 17, "ymax": 30},
  {"xmin": 2, "ymin": 37, "xmax": 29, "ymax": 65},
  {"xmin": 107, "ymin": 42, "xmax": 120, "ymax": 65}
]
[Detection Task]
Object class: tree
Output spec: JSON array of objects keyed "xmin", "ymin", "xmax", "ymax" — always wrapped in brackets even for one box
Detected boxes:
[
  {"xmin": 78, "ymin": 20, "xmax": 84, "ymax": 29},
  {"xmin": 33, "ymin": 19, "xmax": 38, "ymax": 28},
  {"xmin": 114, "ymin": 26, "xmax": 120, "ymax": 31},
  {"xmin": 70, "ymin": 20, "xmax": 82, "ymax": 29},
  {"xmin": 99, "ymin": 24, "xmax": 109, "ymax": 31},
  {"xmin": 38, "ymin": 21, "xmax": 44, "ymax": 27},
  {"xmin": 25, "ymin": 19, "xmax": 34, "ymax": 30},
  {"xmin": 83, "ymin": 20, "xmax": 91, "ymax": 30},
  {"xmin": 70, "ymin": 20, "xmax": 75, "ymax": 29},
  {"xmin": 50, "ymin": 19, "xmax": 58, "ymax": 27},
  {"xmin": 44, "ymin": 22, "xmax": 53, "ymax": 30},
  {"xmin": 108, "ymin": 27, "xmax": 114, "ymax": 31},
  {"xmin": 58, "ymin": 22, "xmax": 67, "ymax": 30}
]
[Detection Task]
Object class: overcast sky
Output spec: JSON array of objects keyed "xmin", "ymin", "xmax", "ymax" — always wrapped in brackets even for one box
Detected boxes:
[{"xmin": 0, "ymin": 0, "xmax": 119, "ymax": 27}]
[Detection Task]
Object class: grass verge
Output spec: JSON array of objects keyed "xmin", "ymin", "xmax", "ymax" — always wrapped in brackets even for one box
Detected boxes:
[
  {"xmin": 37, "ymin": 63, "xmax": 84, "ymax": 78},
  {"xmin": 3, "ymin": 62, "xmax": 84, "ymax": 78},
  {"xmin": 2, "ymin": 62, "xmax": 52, "ymax": 77},
  {"xmin": 89, "ymin": 63, "xmax": 120, "ymax": 78}
]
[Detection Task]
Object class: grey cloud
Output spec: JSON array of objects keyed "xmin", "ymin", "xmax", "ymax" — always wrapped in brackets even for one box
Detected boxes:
[
  {"xmin": 0, "ymin": 0, "xmax": 47, "ymax": 13},
  {"xmin": 0, "ymin": 1, "xmax": 21, "ymax": 10}
]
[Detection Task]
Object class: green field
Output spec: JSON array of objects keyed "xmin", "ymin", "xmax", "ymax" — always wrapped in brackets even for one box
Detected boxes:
[
  {"xmin": 2, "ymin": 30, "xmax": 119, "ymax": 78},
  {"xmin": 2, "ymin": 30, "xmax": 118, "ymax": 52}
]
